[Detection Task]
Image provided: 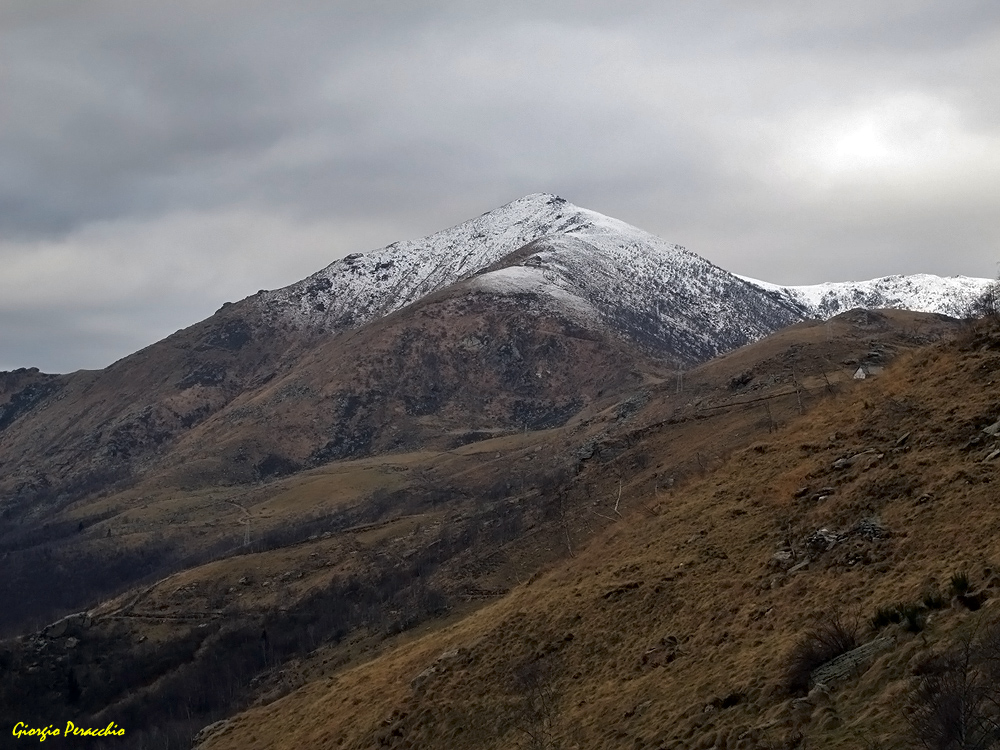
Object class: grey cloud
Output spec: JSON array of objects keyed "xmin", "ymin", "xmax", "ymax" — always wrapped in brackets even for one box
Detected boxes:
[
  {"xmin": 1, "ymin": 2, "xmax": 998, "ymax": 371},
  {"xmin": 0, "ymin": 304, "xmax": 190, "ymax": 374}
]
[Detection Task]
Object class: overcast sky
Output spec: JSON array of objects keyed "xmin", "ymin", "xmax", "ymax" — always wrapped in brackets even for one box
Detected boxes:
[{"xmin": 2, "ymin": 1, "xmax": 999, "ymax": 372}]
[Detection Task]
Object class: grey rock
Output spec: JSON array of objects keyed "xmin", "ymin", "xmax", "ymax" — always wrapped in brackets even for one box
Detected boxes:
[
  {"xmin": 852, "ymin": 518, "xmax": 888, "ymax": 540},
  {"xmin": 192, "ymin": 719, "xmax": 231, "ymax": 747},
  {"xmin": 788, "ymin": 559, "xmax": 811, "ymax": 574},
  {"xmin": 805, "ymin": 528, "xmax": 840, "ymax": 552},
  {"xmin": 810, "ymin": 634, "xmax": 895, "ymax": 688},
  {"xmin": 43, "ymin": 612, "xmax": 89, "ymax": 639}
]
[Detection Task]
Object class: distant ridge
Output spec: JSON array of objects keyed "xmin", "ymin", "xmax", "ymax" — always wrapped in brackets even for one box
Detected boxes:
[{"xmin": 739, "ymin": 273, "xmax": 992, "ymax": 319}]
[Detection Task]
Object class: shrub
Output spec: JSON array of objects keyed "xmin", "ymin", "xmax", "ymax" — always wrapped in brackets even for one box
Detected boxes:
[
  {"xmin": 906, "ymin": 622, "xmax": 1000, "ymax": 750},
  {"xmin": 871, "ymin": 606, "xmax": 904, "ymax": 632},
  {"xmin": 784, "ymin": 616, "xmax": 859, "ymax": 695},
  {"xmin": 951, "ymin": 571, "xmax": 971, "ymax": 596}
]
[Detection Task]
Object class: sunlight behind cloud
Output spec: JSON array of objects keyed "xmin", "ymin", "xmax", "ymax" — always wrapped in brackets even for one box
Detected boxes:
[
  {"xmin": 772, "ymin": 92, "xmax": 1000, "ymax": 194},
  {"xmin": 815, "ymin": 94, "xmax": 955, "ymax": 174}
]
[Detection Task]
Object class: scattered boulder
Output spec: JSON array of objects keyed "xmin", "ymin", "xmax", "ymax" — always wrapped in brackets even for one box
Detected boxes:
[
  {"xmin": 852, "ymin": 518, "xmax": 889, "ymax": 541},
  {"xmin": 832, "ymin": 449, "xmax": 881, "ymax": 470},
  {"xmin": 805, "ymin": 528, "xmax": 840, "ymax": 553},
  {"xmin": 43, "ymin": 612, "xmax": 90, "ymax": 639},
  {"xmin": 410, "ymin": 647, "xmax": 468, "ymax": 691},
  {"xmin": 772, "ymin": 550, "xmax": 794, "ymax": 567},
  {"xmin": 810, "ymin": 634, "xmax": 895, "ymax": 688}
]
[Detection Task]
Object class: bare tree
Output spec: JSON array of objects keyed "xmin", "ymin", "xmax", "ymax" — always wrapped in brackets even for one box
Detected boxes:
[
  {"xmin": 907, "ymin": 621, "xmax": 1000, "ymax": 750},
  {"xmin": 512, "ymin": 659, "xmax": 561, "ymax": 750},
  {"xmin": 966, "ymin": 279, "xmax": 1000, "ymax": 321}
]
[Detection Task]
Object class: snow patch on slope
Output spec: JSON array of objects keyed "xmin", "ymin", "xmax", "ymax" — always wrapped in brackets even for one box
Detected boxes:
[
  {"xmin": 471, "ymin": 265, "xmax": 599, "ymax": 322},
  {"xmin": 471, "ymin": 224, "xmax": 804, "ymax": 363}
]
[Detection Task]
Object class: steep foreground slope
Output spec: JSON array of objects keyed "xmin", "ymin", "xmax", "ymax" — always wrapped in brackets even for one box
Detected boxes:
[{"xmin": 197, "ymin": 319, "xmax": 1000, "ymax": 750}]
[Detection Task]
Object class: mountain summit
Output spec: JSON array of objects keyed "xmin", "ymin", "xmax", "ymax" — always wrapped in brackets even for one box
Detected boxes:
[
  {"xmin": 253, "ymin": 193, "xmax": 805, "ymax": 363},
  {"xmin": 0, "ymin": 195, "xmax": 990, "ymax": 517}
]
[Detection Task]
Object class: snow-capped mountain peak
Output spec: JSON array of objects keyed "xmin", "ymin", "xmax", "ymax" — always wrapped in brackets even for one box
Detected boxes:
[
  {"xmin": 253, "ymin": 193, "xmax": 635, "ymax": 331},
  {"xmin": 250, "ymin": 193, "xmax": 991, "ymax": 365},
  {"xmin": 251, "ymin": 194, "xmax": 805, "ymax": 364}
]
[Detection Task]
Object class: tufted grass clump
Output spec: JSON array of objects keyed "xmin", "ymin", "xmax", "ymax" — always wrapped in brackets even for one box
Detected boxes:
[
  {"xmin": 897, "ymin": 603, "xmax": 924, "ymax": 633},
  {"xmin": 921, "ymin": 588, "xmax": 946, "ymax": 610},
  {"xmin": 870, "ymin": 605, "xmax": 903, "ymax": 632},
  {"xmin": 950, "ymin": 571, "xmax": 971, "ymax": 595},
  {"xmin": 870, "ymin": 602, "xmax": 924, "ymax": 633}
]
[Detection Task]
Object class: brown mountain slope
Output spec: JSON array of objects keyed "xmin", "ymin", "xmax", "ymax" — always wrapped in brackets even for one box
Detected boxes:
[
  {"xmin": 147, "ymin": 280, "xmax": 672, "ymax": 489},
  {"xmin": 0, "ymin": 310, "xmax": 961, "ymax": 750},
  {"xmin": 0, "ymin": 301, "xmax": 304, "ymax": 514},
  {"xmin": 196, "ymin": 318, "xmax": 1000, "ymax": 750},
  {"xmin": 0, "ymin": 281, "xmax": 667, "ymax": 636}
]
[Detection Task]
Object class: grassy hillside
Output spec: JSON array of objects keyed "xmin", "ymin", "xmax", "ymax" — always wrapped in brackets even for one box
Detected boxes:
[
  {"xmin": 197, "ymin": 318, "xmax": 1000, "ymax": 750},
  {"xmin": 0, "ymin": 310, "xmax": 969, "ymax": 749}
]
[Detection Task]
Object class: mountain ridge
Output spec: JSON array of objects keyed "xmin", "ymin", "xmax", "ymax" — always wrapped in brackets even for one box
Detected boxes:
[
  {"xmin": 0, "ymin": 194, "xmax": 807, "ymax": 514},
  {"xmin": 739, "ymin": 272, "xmax": 992, "ymax": 320},
  {"xmin": 0, "ymin": 196, "xmax": 991, "ymax": 524}
]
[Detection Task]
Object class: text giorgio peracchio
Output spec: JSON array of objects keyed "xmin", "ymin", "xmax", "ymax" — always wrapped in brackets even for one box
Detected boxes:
[{"xmin": 12, "ymin": 721, "xmax": 125, "ymax": 741}]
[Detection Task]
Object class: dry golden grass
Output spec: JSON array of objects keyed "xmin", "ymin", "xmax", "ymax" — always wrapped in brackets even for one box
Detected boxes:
[
  {"xmin": 200, "ymin": 321, "xmax": 1000, "ymax": 750},
  {"xmin": 2, "ymin": 309, "xmax": 963, "ymax": 747}
]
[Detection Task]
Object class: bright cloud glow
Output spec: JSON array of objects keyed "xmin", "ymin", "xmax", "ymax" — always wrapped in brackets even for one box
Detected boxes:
[
  {"xmin": 813, "ymin": 95, "xmax": 956, "ymax": 173},
  {"xmin": 778, "ymin": 93, "xmax": 999, "ymax": 186}
]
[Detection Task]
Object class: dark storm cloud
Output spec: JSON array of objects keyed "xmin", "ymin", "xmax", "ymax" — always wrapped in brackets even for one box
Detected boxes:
[{"xmin": 1, "ymin": 1, "xmax": 999, "ymax": 371}]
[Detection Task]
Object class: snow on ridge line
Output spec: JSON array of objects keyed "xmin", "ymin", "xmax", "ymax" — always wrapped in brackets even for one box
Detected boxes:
[
  {"xmin": 737, "ymin": 273, "xmax": 994, "ymax": 319},
  {"xmin": 250, "ymin": 193, "xmax": 698, "ymax": 331},
  {"xmin": 252, "ymin": 193, "xmax": 581, "ymax": 327}
]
